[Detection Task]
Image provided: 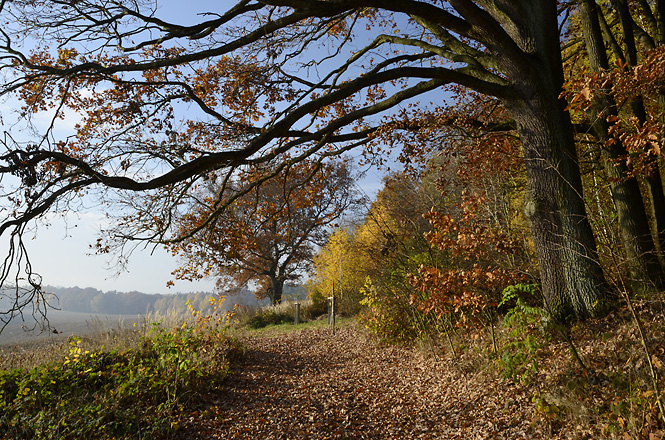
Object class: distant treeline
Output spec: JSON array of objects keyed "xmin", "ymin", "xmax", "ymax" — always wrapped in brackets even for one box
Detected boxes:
[
  {"xmin": 42, "ymin": 284, "xmax": 307, "ymax": 316},
  {"xmin": 43, "ymin": 286, "xmax": 253, "ymax": 315}
]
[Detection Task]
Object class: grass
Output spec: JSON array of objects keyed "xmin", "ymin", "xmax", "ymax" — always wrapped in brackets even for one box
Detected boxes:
[
  {"xmin": 0, "ymin": 310, "xmax": 238, "ymax": 440},
  {"xmin": 228, "ymin": 297, "xmax": 352, "ymax": 336},
  {"xmin": 234, "ymin": 316, "xmax": 354, "ymax": 337},
  {"xmin": 0, "ymin": 309, "xmax": 190, "ymax": 372}
]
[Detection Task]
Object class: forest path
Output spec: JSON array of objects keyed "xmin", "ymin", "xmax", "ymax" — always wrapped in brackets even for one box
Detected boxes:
[{"xmin": 175, "ymin": 324, "xmax": 537, "ymax": 439}]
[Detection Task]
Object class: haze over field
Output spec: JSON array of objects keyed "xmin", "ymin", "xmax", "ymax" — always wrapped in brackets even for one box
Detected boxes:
[{"xmin": 0, "ymin": 284, "xmax": 307, "ymax": 345}]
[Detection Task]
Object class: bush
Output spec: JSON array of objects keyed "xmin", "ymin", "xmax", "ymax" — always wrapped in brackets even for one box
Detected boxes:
[
  {"xmin": 496, "ymin": 284, "xmax": 548, "ymax": 385},
  {"xmin": 304, "ymin": 289, "xmax": 328, "ymax": 320},
  {"xmin": 245, "ymin": 309, "xmax": 294, "ymax": 329},
  {"xmin": 0, "ymin": 320, "xmax": 236, "ymax": 440}
]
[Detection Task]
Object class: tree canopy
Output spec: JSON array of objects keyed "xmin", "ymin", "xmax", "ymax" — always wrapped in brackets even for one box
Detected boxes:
[
  {"xmin": 0, "ymin": 1, "xmax": 663, "ymax": 323},
  {"xmin": 169, "ymin": 157, "xmax": 362, "ymax": 305}
]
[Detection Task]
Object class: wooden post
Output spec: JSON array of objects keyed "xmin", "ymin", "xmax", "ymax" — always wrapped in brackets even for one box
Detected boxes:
[
  {"xmin": 294, "ymin": 302, "xmax": 300, "ymax": 325},
  {"xmin": 328, "ymin": 280, "xmax": 337, "ymax": 333},
  {"xmin": 328, "ymin": 296, "xmax": 336, "ymax": 334},
  {"xmin": 331, "ymin": 295, "xmax": 336, "ymax": 334}
]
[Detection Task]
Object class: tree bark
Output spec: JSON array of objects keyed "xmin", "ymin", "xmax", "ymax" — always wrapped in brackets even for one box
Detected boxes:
[
  {"xmin": 508, "ymin": 96, "xmax": 609, "ymax": 319},
  {"xmin": 269, "ymin": 276, "xmax": 284, "ymax": 306},
  {"xmin": 610, "ymin": 0, "xmax": 665, "ymax": 263},
  {"xmin": 498, "ymin": 0, "xmax": 610, "ymax": 319},
  {"xmin": 578, "ymin": 0, "xmax": 664, "ymax": 290}
]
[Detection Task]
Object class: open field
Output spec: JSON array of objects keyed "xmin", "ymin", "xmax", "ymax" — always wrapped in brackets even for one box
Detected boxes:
[{"xmin": 0, "ymin": 309, "xmax": 149, "ymax": 347}]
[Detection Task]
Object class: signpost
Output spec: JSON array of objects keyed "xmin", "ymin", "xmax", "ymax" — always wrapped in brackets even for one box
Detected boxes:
[
  {"xmin": 329, "ymin": 281, "xmax": 336, "ymax": 334},
  {"xmin": 294, "ymin": 302, "xmax": 300, "ymax": 325}
]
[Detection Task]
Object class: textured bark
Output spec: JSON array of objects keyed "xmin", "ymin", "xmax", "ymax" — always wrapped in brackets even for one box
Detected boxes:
[
  {"xmin": 497, "ymin": 1, "xmax": 610, "ymax": 319},
  {"xmin": 610, "ymin": 0, "xmax": 665, "ymax": 266},
  {"xmin": 578, "ymin": 0, "xmax": 664, "ymax": 289},
  {"xmin": 646, "ymin": 173, "xmax": 665, "ymax": 257},
  {"xmin": 269, "ymin": 277, "xmax": 285, "ymax": 306},
  {"xmin": 509, "ymin": 97, "xmax": 608, "ymax": 319}
]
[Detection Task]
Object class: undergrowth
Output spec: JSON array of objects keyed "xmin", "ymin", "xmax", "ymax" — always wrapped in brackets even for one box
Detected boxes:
[
  {"xmin": 233, "ymin": 299, "xmax": 330, "ymax": 330},
  {"xmin": 437, "ymin": 285, "xmax": 665, "ymax": 439},
  {"xmin": 245, "ymin": 308, "xmax": 295, "ymax": 328},
  {"xmin": 495, "ymin": 283, "xmax": 549, "ymax": 386},
  {"xmin": 0, "ymin": 311, "xmax": 239, "ymax": 440},
  {"xmin": 228, "ymin": 298, "xmax": 349, "ymax": 336}
]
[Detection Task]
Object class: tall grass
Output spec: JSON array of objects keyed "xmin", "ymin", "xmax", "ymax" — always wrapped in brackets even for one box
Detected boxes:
[
  {"xmin": 0, "ymin": 308, "xmax": 237, "ymax": 439},
  {"xmin": 0, "ymin": 308, "xmax": 195, "ymax": 372}
]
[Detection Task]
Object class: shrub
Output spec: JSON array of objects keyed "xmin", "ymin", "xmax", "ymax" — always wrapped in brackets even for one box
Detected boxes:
[
  {"xmin": 245, "ymin": 309, "xmax": 294, "ymax": 329},
  {"xmin": 496, "ymin": 284, "xmax": 548, "ymax": 385},
  {"xmin": 303, "ymin": 289, "xmax": 328, "ymax": 320},
  {"xmin": 0, "ymin": 320, "xmax": 236, "ymax": 440}
]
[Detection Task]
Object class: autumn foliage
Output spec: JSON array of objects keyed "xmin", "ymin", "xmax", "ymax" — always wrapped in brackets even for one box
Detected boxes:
[
  {"xmin": 408, "ymin": 194, "xmax": 526, "ymax": 327},
  {"xmin": 169, "ymin": 158, "xmax": 360, "ymax": 305},
  {"xmin": 564, "ymin": 46, "xmax": 665, "ymax": 179}
]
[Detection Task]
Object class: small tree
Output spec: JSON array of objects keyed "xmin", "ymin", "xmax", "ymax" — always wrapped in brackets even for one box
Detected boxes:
[{"xmin": 408, "ymin": 194, "xmax": 527, "ymax": 328}]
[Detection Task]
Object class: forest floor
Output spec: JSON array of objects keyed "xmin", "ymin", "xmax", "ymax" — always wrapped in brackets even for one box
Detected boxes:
[{"xmin": 172, "ymin": 323, "xmax": 561, "ymax": 440}]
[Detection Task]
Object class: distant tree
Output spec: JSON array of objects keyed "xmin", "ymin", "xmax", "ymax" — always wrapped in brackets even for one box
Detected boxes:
[
  {"xmin": 308, "ymin": 227, "xmax": 366, "ymax": 315},
  {"xmin": 3, "ymin": 0, "xmax": 651, "ymax": 322},
  {"xmin": 54, "ymin": 287, "xmax": 102, "ymax": 313},
  {"xmin": 170, "ymin": 158, "xmax": 362, "ymax": 305}
]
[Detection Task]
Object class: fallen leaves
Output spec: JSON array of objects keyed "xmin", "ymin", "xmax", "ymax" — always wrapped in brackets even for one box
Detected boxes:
[{"xmin": 173, "ymin": 324, "xmax": 539, "ymax": 439}]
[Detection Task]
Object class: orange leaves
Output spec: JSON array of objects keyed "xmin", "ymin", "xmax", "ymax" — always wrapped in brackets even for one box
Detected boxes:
[
  {"xmin": 564, "ymin": 82, "xmax": 594, "ymax": 113},
  {"xmin": 168, "ymin": 158, "xmax": 358, "ymax": 296},
  {"xmin": 409, "ymin": 257, "xmax": 523, "ymax": 324},
  {"xmin": 186, "ymin": 55, "xmax": 276, "ymax": 122},
  {"xmin": 423, "ymin": 193, "xmax": 522, "ymax": 263},
  {"xmin": 562, "ymin": 46, "xmax": 665, "ymax": 175},
  {"xmin": 408, "ymin": 147, "xmax": 526, "ymax": 326}
]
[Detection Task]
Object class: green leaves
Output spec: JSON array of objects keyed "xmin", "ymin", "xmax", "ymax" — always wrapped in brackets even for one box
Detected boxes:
[
  {"xmin": 496, "ymin": 284, "xmax": 548, "ymax": 385},
  {"xmin": 0, "ymin": 322, "xmax": 235, "ymax": 439}
]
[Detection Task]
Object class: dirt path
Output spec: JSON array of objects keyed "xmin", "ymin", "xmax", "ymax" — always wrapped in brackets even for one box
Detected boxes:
[{"xmin": 175, "ymin": 324, "xmax": 539, "ymax": 439}]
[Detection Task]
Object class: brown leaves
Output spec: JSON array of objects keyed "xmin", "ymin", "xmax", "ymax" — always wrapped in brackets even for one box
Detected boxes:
[
  {"xmin": 169, "ymin": 158, "xmax": 359, "ymax": 301},
  {"xmin": 409, "ymin": 191, "xmax": 526, "ymax": 325},
  {"xmin": 562, "ymin": 46, "xmax": 665, "ymax": 176},
  {"xmin": 173, "ymin": 325, "xmax": 536, "ymax": 439}
]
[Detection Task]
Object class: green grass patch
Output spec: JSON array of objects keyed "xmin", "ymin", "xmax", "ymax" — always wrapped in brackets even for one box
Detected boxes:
[
  {"xmin": 236, "ymin": 316, "xmax": 354, "ymax": 337},
  {"xmin": 0, "ymin": 320, "xmax": 238, "ymax": 440}
]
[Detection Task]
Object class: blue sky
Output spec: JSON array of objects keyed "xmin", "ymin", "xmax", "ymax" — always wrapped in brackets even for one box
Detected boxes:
[{"xmin": 0, "ymin": 1, "xmax": 408, "ymax": 294}]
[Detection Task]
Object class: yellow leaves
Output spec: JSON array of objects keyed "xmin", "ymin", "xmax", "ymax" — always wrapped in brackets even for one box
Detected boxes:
[
  {"xmin": 64, "ymin": 337, "xmax": 90, "ymax": 366},
  {"xmin": 56, "ymin": 47, "xmax": 79, "ymax": 66}
]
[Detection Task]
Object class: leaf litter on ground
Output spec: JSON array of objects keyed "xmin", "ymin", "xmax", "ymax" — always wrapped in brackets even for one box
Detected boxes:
[{"xmin": 172, "ymin": 324, "xmax": 543, "ymax": 439}]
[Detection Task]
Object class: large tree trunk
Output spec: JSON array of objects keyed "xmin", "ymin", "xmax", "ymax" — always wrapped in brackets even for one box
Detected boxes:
[
  {"xmin": 498, "ymin": 0, "xmax": 611, "ymax": 319},
  {"xmin": 508, "ymin": 96, "xmax": 609, "ymax": 319},
  {"xmin": 268, "ymin": 276, "xmax": 284, "ymax": 306}
]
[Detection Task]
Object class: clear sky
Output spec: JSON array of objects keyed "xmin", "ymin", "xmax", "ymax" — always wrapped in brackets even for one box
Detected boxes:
[
  {"xmin": 24, "ymin": 212, "xmax": 216, "ymax": 294},
  {"xmin": 0, "ymin": 1, "xmax": 398, "ymax": 295}
]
